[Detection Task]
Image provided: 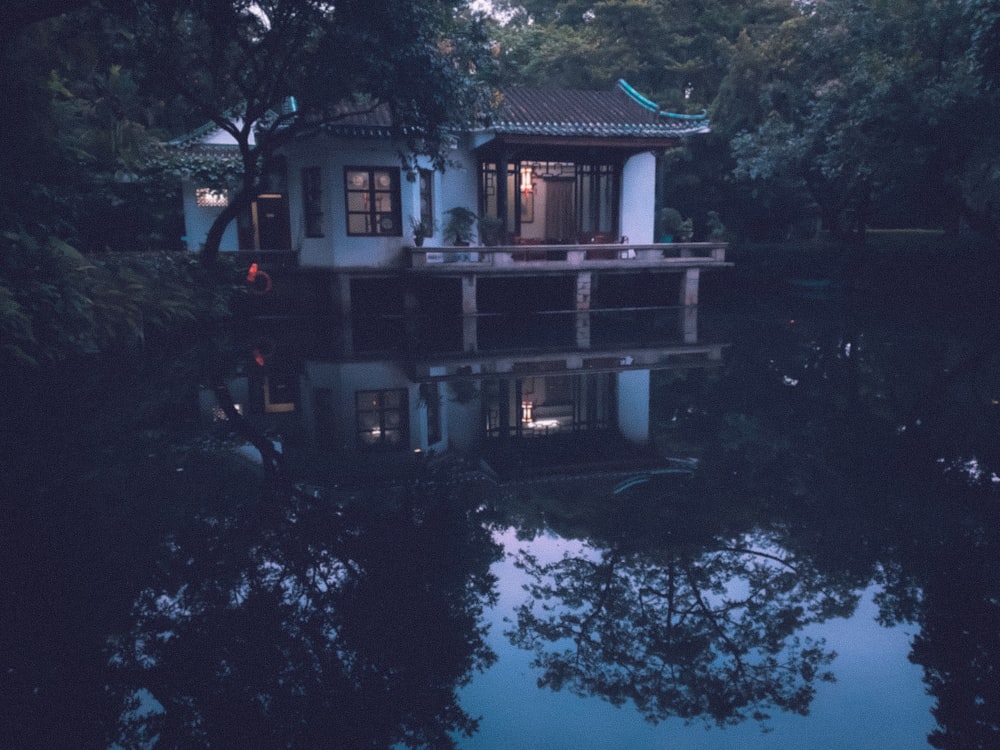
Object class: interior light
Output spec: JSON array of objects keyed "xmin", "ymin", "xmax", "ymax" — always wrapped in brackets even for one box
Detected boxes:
[{"xmin": 520, "ymin": 166, "xmax": 533, "ymax": 193}]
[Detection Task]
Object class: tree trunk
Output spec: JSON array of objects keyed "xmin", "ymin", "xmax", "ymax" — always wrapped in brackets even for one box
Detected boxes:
[
  {"xmin": 211, "ymin": 379, "xmax": 287, "ymax": 485},
  {"xmin": 201, "ymin": 193, "xmax": 246, "ymax": 267},
  {"xmin": 202, "ymin": 136, "xmax": 259, "ymax": 267}
]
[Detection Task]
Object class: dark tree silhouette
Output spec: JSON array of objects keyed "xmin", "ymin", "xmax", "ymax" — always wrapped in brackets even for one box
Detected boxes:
[{"xmin": 109, "ymin": 477, "xmax": 501, "ymax": 749}]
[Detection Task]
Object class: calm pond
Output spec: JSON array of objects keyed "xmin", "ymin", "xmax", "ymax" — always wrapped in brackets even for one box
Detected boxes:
[{"xmin": 3, "ymin": 245, "xmax": 998, "ymax": 749}]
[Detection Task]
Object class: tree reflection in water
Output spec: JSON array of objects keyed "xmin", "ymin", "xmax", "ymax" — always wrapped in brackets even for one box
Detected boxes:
[
  {"xmin": 109, "ymin": 468, "xmax": 501, "ymax": 750},
  {"xmin": 505, "ymin": 480, "xmax": 860, "ymax": 730}
]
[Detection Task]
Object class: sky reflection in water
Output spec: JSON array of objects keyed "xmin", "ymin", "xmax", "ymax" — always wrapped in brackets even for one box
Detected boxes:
[{"xmin": 461, "ymin": 528, "xmax": 932, "ymax": 750}]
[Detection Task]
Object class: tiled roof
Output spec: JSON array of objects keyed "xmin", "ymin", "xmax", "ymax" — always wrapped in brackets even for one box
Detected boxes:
[
  {"xmin": 489, "ymin": 80, "xmax": 709, "ymax": 138},
  {"xmin": 315, "ymin": 80, "xmax": 708, "ymax": 140},
  {"xmin": 170, "ymin": 80, "xmax": 708, "ymax": 146}
]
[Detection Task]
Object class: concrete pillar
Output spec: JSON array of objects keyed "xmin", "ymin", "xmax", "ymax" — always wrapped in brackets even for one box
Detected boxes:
[
  {"xmin": 330, "ymin": 274, "xmax": 353, "ymax": 355},
  {"xmin": 330, "ymin": 273, "xmax": 352, "ymax": 318},
  {"xmin": 404, "ymin": 286, "xmax": 420, "ymax": 351},
  {"xmin": 680, "ymin": 305, "xmax": 698, "ymax": 343},
  {"xmin": 462, "ymin": 314, "xmax": 478, "ymax": 353},
  {"xmin": 575, "ymin": 272, "xmax": 592, "ymax": 310},
  {"xmin": 461, "ymin": 274, "xmax": 478, "ymax": 315},
  {"xmin": 679, "ymin": 267, "xmax": 700, "ymax": 306},
  {"xmin": 575, "ymin": 310, "xmax": 591, "ymax": 349}
]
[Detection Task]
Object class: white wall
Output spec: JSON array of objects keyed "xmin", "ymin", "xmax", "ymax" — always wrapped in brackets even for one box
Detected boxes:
[
  {"xmin": 619, "ymin": 151, "xmax": 656, "ymax": 244},
  {"xmin": 282, "ymin": 133, "xmax": 481, "ymax": 269}
]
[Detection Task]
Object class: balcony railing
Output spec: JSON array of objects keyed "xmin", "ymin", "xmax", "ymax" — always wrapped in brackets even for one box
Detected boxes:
[{"xmin": 410, "ymin": 241, "xmax": 726, "ymax": 269}]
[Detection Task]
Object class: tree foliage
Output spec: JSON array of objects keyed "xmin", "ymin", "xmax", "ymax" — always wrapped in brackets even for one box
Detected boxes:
[
  {"xmin": 723, "ymin": 0, "xmax": 1000, "ymax": 243},
  {"xmin": 110, "ymin": 474, "xmax": 501, "ymax": 749}
]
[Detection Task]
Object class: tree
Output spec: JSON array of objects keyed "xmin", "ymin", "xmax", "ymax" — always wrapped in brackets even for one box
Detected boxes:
[
  {"xmin": 0, "ymin": 0, "xmax": 93, "ymax": 38},
  {"xmin": 491, "ymin": 0, "xmax": 798, "ymax": 112},
  {"xmin": 118, "ymin": 0, "xmax": 493, "ymax": 264},
  {"xmin": 724, "ymin": 0, "xmax": 1000, "ymax": 244}
]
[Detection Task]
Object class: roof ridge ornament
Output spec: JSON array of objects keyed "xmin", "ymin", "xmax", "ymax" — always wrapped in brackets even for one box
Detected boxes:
[{"xmin": 615, "ymin": 79, "xmax": 708, "ymax": 121}]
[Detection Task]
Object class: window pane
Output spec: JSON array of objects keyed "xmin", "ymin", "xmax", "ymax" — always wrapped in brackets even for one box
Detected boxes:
[
  {"xmin": 348, "ymin": 215, "xmax": 370, "ymax": 234},
  {"xmin": 347, "ymin": 171, "xmax": 369, "ymax": 189},
  {"xmin": 358, "ymin": 412, "xmax": 380, "ymax": 431},
  {"xmin": 347, "ymin": 193, "xmax": 368, "ymax": 212}
]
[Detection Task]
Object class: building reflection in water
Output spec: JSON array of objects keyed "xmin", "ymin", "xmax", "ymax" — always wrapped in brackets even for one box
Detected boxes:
[{"xmin": 211, "ymin": 295, "xmax": 726, "ymax": 481}]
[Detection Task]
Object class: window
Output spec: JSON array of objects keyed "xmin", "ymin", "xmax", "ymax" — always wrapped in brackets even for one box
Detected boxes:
[
  {"xmin": 196, "ymin": 187, "xmax": 229, "ymax": 207},
  {"xmin": 302, "ymin": 166, "xmax": 323, "ymax": 237},
  {"xmin": 344, "ymin": 167, "xmax": 401, "ymax": 236},
  {"xmin": 419, "ymin": 168, "xmax": 434, "ymax": 229},
  {"xmin": 356, "ymin": 388, "xmax": 408, "ymax": 449}
]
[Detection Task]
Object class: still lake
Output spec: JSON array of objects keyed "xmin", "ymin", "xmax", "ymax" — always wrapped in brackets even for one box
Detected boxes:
[{"xmin": 2, "ymin": 245, "xmax": 998, "ymax": 749}]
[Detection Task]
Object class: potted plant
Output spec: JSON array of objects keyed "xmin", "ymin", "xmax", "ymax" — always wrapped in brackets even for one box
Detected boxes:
[
  {"xmin": 677, "ymin": 217, "xmax": 694, "ymax": 242},
  {"xmin": 477, "ymin": 214, "xmax": 505, "ymax": 246},
  {"xmin": 410, "ymin": 216, "xmax": 436, "ymax": 247},
  {"xmin": 443, "ymin": 206, "xmax": 477, "ymax": 246},
  {"xmin": 656, "ymin": 207, "xmax": 684, "ymax": 242},
  {"xmin": 706, "ymin": 210, "xmax": 727, "ymax": 241}
]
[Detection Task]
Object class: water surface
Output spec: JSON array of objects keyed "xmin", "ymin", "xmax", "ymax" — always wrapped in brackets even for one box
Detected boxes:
[{"xmin": 2, "ymin": 246, "xmax": 998, "ymax": 749}]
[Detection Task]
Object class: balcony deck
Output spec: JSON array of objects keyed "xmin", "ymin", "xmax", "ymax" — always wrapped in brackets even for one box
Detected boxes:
[{"xmin": 409, "ymin": 241, "xmax": 729, "ymax": 275}]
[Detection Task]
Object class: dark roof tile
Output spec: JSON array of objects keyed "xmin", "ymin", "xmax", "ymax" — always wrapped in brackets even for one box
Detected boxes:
[{"xmin": 489, "ymin": 80, "xmax": 709, "ymax": 137}]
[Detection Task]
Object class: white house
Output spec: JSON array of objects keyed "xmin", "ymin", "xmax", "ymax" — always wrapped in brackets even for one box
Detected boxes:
[{"xmin": 176, "ymin": 80, "xmax": 712, "ymax": 269}]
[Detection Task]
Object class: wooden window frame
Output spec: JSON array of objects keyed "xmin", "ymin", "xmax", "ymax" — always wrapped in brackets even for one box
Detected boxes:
[
  {"xmin": 302, "ymin": 166, "xmax": 324, "ymax": 237},
  {"xmin": 355, "ymin": 388, "xmax": 409, "ymax": 450},
  {"xmin": 344, "ymin": 166, "xmax": 402, "ymax": 237}
]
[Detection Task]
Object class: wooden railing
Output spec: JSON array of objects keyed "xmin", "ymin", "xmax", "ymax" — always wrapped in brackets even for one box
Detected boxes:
[{"xmin": 410, "ymin": 242, "xmax": 726, "ymax": 268}]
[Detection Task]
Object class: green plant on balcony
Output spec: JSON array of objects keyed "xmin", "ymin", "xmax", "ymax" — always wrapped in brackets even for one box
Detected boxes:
[
  {"xmin": 410, "ymin": 216, "xmax": 436, "ymax": 247},
  {"xmin": 707, "ymin": 210, "xmax": 727, "ymax": 240},
  {"xmin": 443, "ymin": 207, "xmax": 477, "ymax": 246},
  {"xmin": 477, "ymin": 214, "xmax": 504, "ymax": 246},
  {"xmin": 656, "ymin": 207, "xmax": 683, "ymax": 242},
  {"xmin": 657, "ymin": 207, "xmax": 694, "ymax": 242}
]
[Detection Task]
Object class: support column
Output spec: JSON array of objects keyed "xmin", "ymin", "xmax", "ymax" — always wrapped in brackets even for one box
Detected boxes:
[
  {"xmin": 462, "ymin": 315, "xmax": 478, "ymax": 353},
  {"xmin": 575, "ymin": 271, "xmax": 592, "ymax": 310},
  {"xmin": 330, "ymin": 273, "xmax": 352, "ymax": 318},
  {"xmin": 679, "ymin": 305, "xmax": 698, "ymax": 344},
  {"xmin": 461, "ymin": 274, "xmax": 478, "ymax": 314},
  {"xmin": 679, "ymin": 267, "xmax": 700, "ymax": 306},
  {"xmin": 575, "ymin": 310, "xmax": 592, "ymax": 349},
  {"xmin": 462, "ymin": 274, "xmax": 478, "ymax": 352},
  {"xmin": 575, "ymin": 272, "xmax": 593, "ymax": 348},
  {"xmin": 330, "ymin": 274, "xmax": 353, "ymax": 356},
  {"xmin": 404, "ymin": 285, "xmax": 420, "ymax": 352}
]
